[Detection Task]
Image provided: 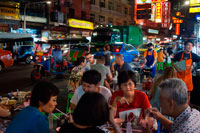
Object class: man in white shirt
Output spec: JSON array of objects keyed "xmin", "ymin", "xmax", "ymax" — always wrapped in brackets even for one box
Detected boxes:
[{"xmin": 70, "ymin": 70, "xmax": 112, "ymax": 110}]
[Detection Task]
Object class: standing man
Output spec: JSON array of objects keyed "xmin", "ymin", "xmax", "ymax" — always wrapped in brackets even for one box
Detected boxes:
[
  {"xmin": 172, "ymin": 40, "xmax": 200, "ymax": 102},
  {"xmin": 157, "ymin": 48, "xmax": 166, "ymax": 71},
  {"xmin": 144, "ymin": 43, "xmax": 158, "ymax": 78}
]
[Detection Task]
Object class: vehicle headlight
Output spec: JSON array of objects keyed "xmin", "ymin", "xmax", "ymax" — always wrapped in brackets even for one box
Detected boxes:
[
  {"xmin": 43, "ymin": 57, "xmax": 47, "ymax": 61},
  {"xmin": 30, "ymin": 56, "xmax": 33, "ymax": 60},
  {"xmin": 110, "ymin": 55, "xmax": 114, "ymax": 60}
]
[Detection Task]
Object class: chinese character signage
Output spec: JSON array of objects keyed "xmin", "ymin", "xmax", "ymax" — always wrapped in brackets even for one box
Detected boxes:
[
  {"xmin": 137, "ymin": 0, "xmax": 152, "ymax": 4},
  {"xmin": 156, "ymin": 3, "xmax": 162, "ymax": 23},
  {"xmin": 162, "ymin": 2, "xmax": 171, "ymax": 28}
]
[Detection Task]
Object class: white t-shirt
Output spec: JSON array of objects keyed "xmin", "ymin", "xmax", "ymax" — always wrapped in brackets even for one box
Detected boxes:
[{"xmin": 70, "ymin": 85, "xmax": 112, "ymax": 106}]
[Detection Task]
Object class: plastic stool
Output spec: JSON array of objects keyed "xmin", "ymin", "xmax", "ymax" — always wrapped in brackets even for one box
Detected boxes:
[
  {"xmin": 66, "ymin": 92, "xmax": 73, "ymax": 113},
  {"xmin": 157, "ymin": 62, "xmax": 164, "ymax": 71}
]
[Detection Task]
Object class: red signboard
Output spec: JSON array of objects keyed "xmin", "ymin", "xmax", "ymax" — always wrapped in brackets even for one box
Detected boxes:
[
  {"xmin": 156, "ymin": 3, "xmax": 162, "ymax": 23},
  {"xmin": 162, "ymin": 2, "xmax": 171, "ymax": 28}
]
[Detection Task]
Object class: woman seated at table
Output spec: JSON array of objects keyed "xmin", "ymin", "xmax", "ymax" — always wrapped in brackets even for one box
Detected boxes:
[
  {"xmin": 60, "ymin": 92, "xmax": 120, "ymax": 133},
  {"xmin": 110, "ymin": 70, "xmax": 151, "ymax": 121},
  {"xmin": 6, "ymin": 81, "xmax": 59, "ymax": 133}
]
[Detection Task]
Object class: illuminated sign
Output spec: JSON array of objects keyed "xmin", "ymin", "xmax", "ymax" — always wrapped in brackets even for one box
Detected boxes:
[
  {"xmin": 190, "ymin": 0, "xmax": 200, "ymax": 6},
  {"xmin": 161, "ymin": 2, "xmax": 171, "ymax": 28},
  {"xmin": 156, "ymin": 3, "xmax": 162, "ymax": 23},
  {"xmin": 189, "ymin": 7, "xmax": 200, "ymax": 13},
  {"xmin": 196, "ymin": 15, "xmax": 200, "ymax": 20},
  {"xmin": 137, "ymin": 0, "xmax": 152, "ymax": 4},
  {"xmin": 68, "ymin": 19, "xmax": 94, "ymax": 30},
  {"xmin": 176, "ymin": 24, "xmax": 180, "ymax": 35},
  {"xmin": 148, "ymin": 29, "xmax": 159, "ymax": 34},
  {"xmin": 152, "ymin": 0, "xmax": 168, "ymax": 2},
  {"xmin": 0, "ymin": 7, "xmax": 20, "ymax": 20}
]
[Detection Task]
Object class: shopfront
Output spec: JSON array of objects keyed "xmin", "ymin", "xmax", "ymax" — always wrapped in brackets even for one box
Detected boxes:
[{"xmin": 67, "ymin": 18, "xmax": 94, "ymax": 38}]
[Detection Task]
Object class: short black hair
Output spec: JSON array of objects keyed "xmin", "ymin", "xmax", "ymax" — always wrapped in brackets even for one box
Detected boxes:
[
  {"xmin": 30, "ymin": 81, "xmax": 59, "ymax": 108},
  {"xmin": 147, "ymin": 43, "xmax": 153, "ymax": 47},
  {"xmin": 117, "ymin": 70, "xmax": 137, "ymax": 87},
  {"xmin": 82, "ymin": 70, "xmax": 101, "ymax": 85},
  {"xmin": 184, "ymin": 40, "xmax": 194, "ymax": 46},
  {"xmin": 74, "ymin": 57, "xmax": 85, "ymax": 66},
  {"xmin": 85, "ymin": 52, "xmax": 92, "ymax": 56},
  {"xmin": 73, "ymin": 92, "xmax": 109, "ymax": 126}
]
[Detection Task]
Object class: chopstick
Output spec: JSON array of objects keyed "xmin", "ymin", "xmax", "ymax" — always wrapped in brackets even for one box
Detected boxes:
[{"xmin": 55, "ymin": 108, "xmax": 69, "ymax": 117}]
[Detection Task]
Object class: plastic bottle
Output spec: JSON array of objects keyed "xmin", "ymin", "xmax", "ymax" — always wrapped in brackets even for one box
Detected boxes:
[{"xmin": 126, "ymin": 121, "xmax": 132, "ymax": 133}]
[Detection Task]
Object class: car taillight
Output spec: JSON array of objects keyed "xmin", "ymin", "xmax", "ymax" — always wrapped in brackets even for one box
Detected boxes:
[{"xmin": 115, "ymin": 48, "xmax": 120, "ymax": 52}]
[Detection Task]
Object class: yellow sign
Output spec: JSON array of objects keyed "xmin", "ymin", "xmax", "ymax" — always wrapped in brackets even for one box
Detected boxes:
[
  {"xmin": 68, "ymin": 19, "xmax": 94, "ymax": 30},
  {"xmin": 0, "ymin": 7, "xmax": 20, "ymax": 20},
  {"xmin": 189, "ymin": 7, "xmax": 200, "ymax": 13},
  {"xmin": 155, "ymin": 3, "xmax": 162, "ymax": 23},
  {"xmin": 190, "ymin": 0, "xmax": 200, "ymax": 6}
]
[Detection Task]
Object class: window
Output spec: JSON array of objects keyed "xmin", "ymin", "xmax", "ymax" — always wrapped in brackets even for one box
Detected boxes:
[
  {"xmin": 128, "ymin": 45, "xmax": 133, "ymax": 50},
  {"xmin": 124, "ymin": 7, "xmax": 128, "ymax": 15},
  {"xmin": 91, "ymin": 0, "xmax": 95, "ymax": 4},
  {"xmin": 69, "ymin": 8, "xmax": 74, "ymax": 18},
  {"xmin": 123, "ymin": 21, "xmax": 127, "ymax": 26},
  {"xmin": 116, "ymin": 5, "xmax": 121, "ymax": 12},
  {"xmin": 99, "ymin": 15, "xmax": 105, "ymax": 22},
  {"xmin": 108, "ymin": 2, "xmax": 114, "ymax": 10},
  {"xmin": 123, "ymin": 45, "xmax": 128, "ymax": 51},
  {"xmin": 82, "ymin": 1, "xmax": 85, "ymax": 10},
  {"xmin": 81, "ymin": 11, "xmax": 86, "ymax": 20},
  {"xmin": 100, "ymin": 0, "xmax": 105, "ymax": 8},
  {"xmin": 90, "ymin": 13, "xmax": 95, "ymax": 22}
]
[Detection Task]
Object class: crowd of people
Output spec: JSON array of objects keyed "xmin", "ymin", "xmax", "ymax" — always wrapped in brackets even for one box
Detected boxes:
[{"xmin": 2, "ymin": 40, "xmax": 200, "ymax": 133}]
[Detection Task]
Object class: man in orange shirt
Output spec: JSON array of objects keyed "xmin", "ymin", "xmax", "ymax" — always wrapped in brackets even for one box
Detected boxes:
[
  {"xmin": 144, "ymin": 43, "xmax": 158, "ymax": 78},
  {"xmin": 157, "ymin": 48, "xmax": 165, "ymax": 70}
]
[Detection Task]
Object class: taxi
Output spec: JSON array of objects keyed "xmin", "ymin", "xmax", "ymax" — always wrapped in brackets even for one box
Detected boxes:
[{"xmin": 0, "ymin": 49, "xmax": 14, "ymax": 72}]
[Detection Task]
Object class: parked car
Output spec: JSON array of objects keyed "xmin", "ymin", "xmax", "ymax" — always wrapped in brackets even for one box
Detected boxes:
[
  {"xmin": 94, "ymin": 42, "xmax": 139, "ymax": 63},
  {"xmin": 0, "ymin": 49, "xmax": 14, "ymax": 72}
]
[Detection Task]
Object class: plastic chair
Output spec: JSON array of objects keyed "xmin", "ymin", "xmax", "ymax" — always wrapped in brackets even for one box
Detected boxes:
[{"xmin": 66, "ymin": 92, "xmax": 74, "ymax": 113}]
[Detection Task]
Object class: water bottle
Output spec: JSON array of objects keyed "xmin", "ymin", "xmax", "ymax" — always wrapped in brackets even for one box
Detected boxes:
[{"xmin": 126, "ymin": 121, "xmax": 132, "ymax": 133}]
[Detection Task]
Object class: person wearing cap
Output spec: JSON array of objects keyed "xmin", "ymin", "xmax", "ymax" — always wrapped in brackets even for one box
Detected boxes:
[
  {"xmin": 172, "ymin": 40, "xmax": 200, "ymax": 102},
  {"xmin": 144, "ymin": 43, "xmax": 158, "ymax": 78}
]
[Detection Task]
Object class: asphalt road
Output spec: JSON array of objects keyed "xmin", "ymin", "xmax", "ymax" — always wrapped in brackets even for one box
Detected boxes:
[{"xmin": 0, "ymin": 63, "xmax": 69, "ymax": 112}]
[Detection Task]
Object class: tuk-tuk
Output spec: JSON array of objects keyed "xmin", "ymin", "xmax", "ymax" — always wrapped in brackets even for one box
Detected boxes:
[
  {"xmin": 30, "ymin": 38, "xmax": 89, "ymax": 81},
  {"xmin": 0, "ymin": 33, "xmax": 34, "ymax": 64}
]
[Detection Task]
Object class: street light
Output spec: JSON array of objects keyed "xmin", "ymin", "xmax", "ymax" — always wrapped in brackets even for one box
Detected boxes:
[
  {"xmin": 23, "ymin": 1, "xmax": 51, "ymax": 33},
  {"xmin": 185, "ymin": 1, "xmax": 190, "ymax": 5}
]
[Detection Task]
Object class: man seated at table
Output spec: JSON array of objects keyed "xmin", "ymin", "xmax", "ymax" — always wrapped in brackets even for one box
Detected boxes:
[
  {"xmin": 70, "ymin": 70, "xmax": 112, "ymax": 111},
  {"xmin": 111, "ymin": 54, "xmax": 132, "ymax": 73},
  {"xmin": 148, "ymin": 78, "xmax": 200, "ymax": 132},
  {"xmin": 110, "ymin": 70, "xmax": 151, "ymax": 121}
]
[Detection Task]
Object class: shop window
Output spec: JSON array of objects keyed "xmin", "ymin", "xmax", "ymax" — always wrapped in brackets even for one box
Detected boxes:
[
  {"xmin": 100, "ymin": 0, "xmax": 105, "ymax": 8},
  {"xmin": 69, "ymin": 8, "xmax": 74, "ymax": 18},
  {"xmin": 81, "ymin": 11, "xmax": 86, "ymax": 20},
  {"xmin": 91, "ymin": 0, "xmax": 95, "ymax": 4},
  {"xmin": 90, "ymin": 13, "xmax": 95, "ymax": 22},
  {"xmin": 99, "ymin": 15, "xmax": 105, "ymax": 22}
]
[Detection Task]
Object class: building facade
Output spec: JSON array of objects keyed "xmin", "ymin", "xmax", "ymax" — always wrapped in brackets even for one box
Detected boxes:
[{"xmin": 90, "ymin": 0, "xmax": 132, "ymax": 26}]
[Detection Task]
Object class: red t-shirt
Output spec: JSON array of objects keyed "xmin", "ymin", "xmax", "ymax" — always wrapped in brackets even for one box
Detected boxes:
[{"xmin": 110, "ymin": 89, "xmax": 151, "ymax": 117}]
